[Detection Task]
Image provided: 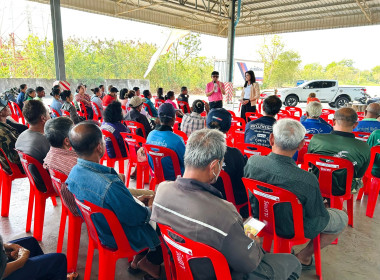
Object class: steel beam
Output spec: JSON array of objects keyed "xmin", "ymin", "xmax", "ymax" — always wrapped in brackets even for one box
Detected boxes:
[
  {"xmin": 50, "ymin": 0, "xmax": 66, "ymax": 81},
  {"xmin": 355, "ymin": 0, "xmax": 373, "ymax": 22},
  {"xmin": 226, "ymin": 0, "xmax": 236, "ymax": 83}
]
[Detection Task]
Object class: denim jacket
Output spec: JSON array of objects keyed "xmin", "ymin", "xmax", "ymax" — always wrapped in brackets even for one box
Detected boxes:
[{"xmin": 66, "ymin": 158, "xmax": 160, "ymax": 251}]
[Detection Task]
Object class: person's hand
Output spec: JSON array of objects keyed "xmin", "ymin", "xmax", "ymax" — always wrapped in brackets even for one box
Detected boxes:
[
  {"xmin": 204, "ymin": 102, "xmax": 210, "ymax": 113},
  {"xmin": 154, "ymin": 118, "xmax": 160, "ymax": 125},
  {"xmin": 17, "ymin": 248, "xmax": 30, "ymax": 261},
  {"xmin": 118, "ymin": 173, "xmax": 126, "ymax": 183},
  {"xmin": 147, "ymin": 194, "xmax": 155, "ymax": 207},
  {"xmin": 247, "ymin": 233, "xmax": 261, "ymax": 244},
  {"xmin": 137, "ymin": 195, "xmax": 154, "ymax": 206},
  {"xmin": 4, "ymin": 243, "xmax": 22, "ymax": 260},
  {"xmin": 244, "ymin": 100, "xmax": 249, "ymax": 105}
]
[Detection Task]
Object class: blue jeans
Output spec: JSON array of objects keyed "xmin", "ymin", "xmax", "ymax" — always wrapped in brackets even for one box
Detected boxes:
[{"xmin": 4, "ymin": 237, "xmax": 67, "ymax": 280}]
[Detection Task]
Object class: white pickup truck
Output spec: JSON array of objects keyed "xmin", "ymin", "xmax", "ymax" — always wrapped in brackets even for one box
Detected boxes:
[{"xmin": 278, "ymin": 80, "xmax": 366, "ymax": 108}]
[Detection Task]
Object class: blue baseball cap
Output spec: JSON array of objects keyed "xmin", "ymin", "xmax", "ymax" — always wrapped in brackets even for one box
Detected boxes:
[
  {"xmin": 206, "ymin": 108, "xmax": 232, "ymax": 133},
  {"xmin": 158, "ymin": 103, "xmax": 176, "ymax": 119}
]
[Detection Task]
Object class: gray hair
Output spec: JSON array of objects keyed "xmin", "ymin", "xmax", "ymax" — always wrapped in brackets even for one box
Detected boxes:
[
  {"xmin": 306, "ymin": 101, "xmax": 322, "ymax": 118},
  {"xmin": 273, "ymin": 119, "xmax": 306, "ymax": 151},
  {"xmin": 44, "ymin": 117, "xmax": 74, "ymax": 148},
  {"xmin": 185, "ymin": 129, "xmax": 226, "ymax": 169}
]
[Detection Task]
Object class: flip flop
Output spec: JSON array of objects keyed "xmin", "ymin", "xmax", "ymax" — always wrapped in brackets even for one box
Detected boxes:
[
  {"xmin": 301, "ymin": 256, "xmax": 315, "ymax": 271},
  {"xmin": 67, "ymin": 272, "xmax": 78, "ymax": 280}
]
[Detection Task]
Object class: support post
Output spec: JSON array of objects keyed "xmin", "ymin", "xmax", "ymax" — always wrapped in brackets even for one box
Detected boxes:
[
  {"xmin": 50, "ymin": 0, "xmax": 66, "ymax": 80},
  {"xmin": 226, "ymin": 0, "xmax": 236, "ymax": 83}
]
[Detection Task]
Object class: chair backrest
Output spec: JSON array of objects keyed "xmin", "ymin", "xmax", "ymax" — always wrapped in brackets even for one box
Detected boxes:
[
  {"xmin": 177, "ymin": 100, "xmax": 191, "ymax": 114},
  {"xmin": 173, "ymin": 117, "xmax": 182, "ymax": 131},
  {"xmin": 302, "ymin": 153, "xmax": 354, "ymax": 199},
  {"xmin": 51, "ymin": 107, "xmax": 61, "ymax": 118},
  {"xmin": 232, "ymin": 129, "xmax": 244, "ymax": 147},
  {"xmin": 365, "ymin": 146, "xmax": 380, "ymax": 178},
  {"xmin": 276, "ymin": 110, "xmax": 290, "ymax": 120},
  {"xmin": 236, "ymin": 143, "xmax": 271, "ymax": 159},
  {"xmin": 285, "ymin": 106, "xmax": 302, "ymax": 120},
  {"xmin": 143, "ymin": 103, "xmax": 153, "ymax": 116},
  {"xmin": 79, "ymin": 101, "xmax": 88, "ymax": 120},
  {"xmin": 155, "ymin": 99, "xmax": 164, "ymax": 109},
  {"xmin": 353, "ymin": 131, "xmax": 371, "ymax": 141},
  {"xmin": 16, "ymin": 150, "xmax": 56, "ymax": 195},
  {"xmin": 143, "ymin": 144, "xmax": 182, "ymax": 185},
  {"xmin": 7, "ymin": 102, "xmax": 15, "ymax": 116},
  {"xmin": 295, "ymin": 134, "xmax": 313, "ymax": 165},
  {"xmin": 226, "ymin": 110, "xmax": 236, "ymax": 117},
  {"xmin": 0, "ymin": 147, "xmax": 24, "ymax": 177},
  {"xmin": 74, "ymin": 198, "xmax": 135, "ymax": 253},
  {"xmin": 48, "ymin": 168, "xmax": 75, "ymax": 214},
  {"xmin": 92, "ymin": 102, "xmax": 103, "ymax": 121},
  {"xmin": 123, "ymin": 120, "xmax": 147, "ymax": 138},
  {"xmin": 173, "ymin": 129, "xmax": 188, "ymax": 144},
  {"xmin": 158, "ymin": 224, "xmax": 232, "ymax": 280},
  {"xmin": 120, "ymin": 132, "xmax": 146, "ymax": 164},
  {"xmin": 218, "ymin": 170, "xmax": 238, "ymax": 207},
  {"xmin": 62, "ymin": 110, "xmax": 71, "ymax": 117},
  {"xmin": 101, "ymin": 129, "xmax": 124, "ymax": 159},
  {"xmin": 11, "ymin": 102, "xmax": 26, "ymax": 125},
  {"xmin": 320, "ymin": 109, "xmax": 335, "ymax": 121},
  {"xmin": 245, "ymin": 112, "xmax": 263, "ymax": 123},
  {"xmin": 231, "ymin": 117, "xmax": 246, "ymax": 131},
  {"xmin": 242, "ymin": 178, "xmax": 306, "ymax": 241}
]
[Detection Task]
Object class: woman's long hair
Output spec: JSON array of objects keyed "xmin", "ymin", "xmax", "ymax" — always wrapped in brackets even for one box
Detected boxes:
[{"xmin": 244, "ymin": 70, "xmax": 256, "ymax": 87}]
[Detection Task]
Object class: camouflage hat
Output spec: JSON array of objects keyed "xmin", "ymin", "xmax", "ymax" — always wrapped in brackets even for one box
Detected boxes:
[{"xmin": 0, "ymin": 92, "xmax": 9, "ymax": 111}]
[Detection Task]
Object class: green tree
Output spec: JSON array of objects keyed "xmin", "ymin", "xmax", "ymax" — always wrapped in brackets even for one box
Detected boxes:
[{"xmin": 269, "ymin": 51, "xmax": 301, "ymax": 88}]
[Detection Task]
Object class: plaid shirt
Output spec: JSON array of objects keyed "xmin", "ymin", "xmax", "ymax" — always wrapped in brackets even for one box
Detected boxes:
[
  {"xmin": 181, "ymin": 112, "xmax": 206, "ymax": 136},
  {"xmin": 43, "ymin": 147, "xmax": 80, "ymax": 216},
  {"xmin": 74, "ymin": 92, "xmax": 91, "ymax": 107}
]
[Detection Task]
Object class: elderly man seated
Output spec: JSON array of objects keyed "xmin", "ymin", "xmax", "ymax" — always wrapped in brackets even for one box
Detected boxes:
[
  {"xmin": 354, "ymin": 102, "xmax": 380, "ymax": 133},
  {"xmin": 125, "ymin": 96, "xmax": 153, "ymax": 137},
  {"xmin": 308, "ymin": 108, "xmax": 371, "ymax": 194},
  {"xmin": 301, "ymin": 101, "xmax": 332, "ymax": 134},
  {"xmin": 66, "ymin": 122, "xmax": 162, "ymax": 279},
  {"xmin": 152, "ymin": 128, "xmax": 301, "ymax": 280},
  {"xmin": 245, "ymin": 119, "xmax": 348, "ymax": 269}
]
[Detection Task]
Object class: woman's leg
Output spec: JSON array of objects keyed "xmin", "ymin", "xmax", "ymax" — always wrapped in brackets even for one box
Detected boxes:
[{"xmin": 240, "ymin": 102, "xmax": 247, "ymax": 119}]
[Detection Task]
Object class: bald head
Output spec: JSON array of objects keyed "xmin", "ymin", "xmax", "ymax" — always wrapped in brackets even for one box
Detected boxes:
[
  {"xmin": 334, "ymin": 108, "xmax": 358, "ymax": 128},
  {"xmin": 69, "ymin": 121, "xmax": 103, "ymax": 157},
  {"xmin": 365, "ymin": 103, "xmax": 380, "ymax": 119}
]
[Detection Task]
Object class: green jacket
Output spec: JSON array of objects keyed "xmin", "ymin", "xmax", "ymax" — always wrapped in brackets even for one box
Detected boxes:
[
  {"xmin": 308, "ymin": 131, "xmax": 370, "ymax": 196},
  {"xmin": 366, "ymin": 130, "xmax": 380, "ymax": 177}
]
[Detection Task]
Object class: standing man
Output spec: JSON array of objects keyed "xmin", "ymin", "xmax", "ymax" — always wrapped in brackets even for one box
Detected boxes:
[{"xmin": 206, "ymin": 71, "xmax": 226, "ymax": 109}]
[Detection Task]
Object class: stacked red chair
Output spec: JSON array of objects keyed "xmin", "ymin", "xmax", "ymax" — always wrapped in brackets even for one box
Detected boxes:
[
  {"xmin": 158, "ymin": 224, "xmax": 232, "ymax": 280},
  {"xmin": 177, "ymin": 100, "xmax": 191, "ymax": 114},
  {"xmin": 356, "ymin": 146, "xmax": 380, "ymax": 218},
  {"xmin": 295, "ymin": 134, "xmax": 314, "ymax": 165},
  {"xmin": 302, "ymin": 154, "xmax": 354, "ymax": 227},
  {"xmin": 236, "ymin": 143, "xmax": 271, "ymax": 159},
  {"xmin": 49, "ymin": 169, "xmax": 83, "ymax": 274},
  {"xmin": 242, "ymin": 178, "xmax": 322, "ymax": 279},
  {"xmin": 16, "ymin": 150, "xmax": 58, "ymax": 241},
  {"xmin": 120, "ymin": 132, "xmax": 149, "ymax": 189},
  {"xmin": 143, "ymin": 144, "xmax": 182, "ymax": 190},
  {"xmin": 75, "ymin": 199, "xmax": 143, "ymax": 280},
  {"xmin": 245, "ymin": 111, "xmax": 263, "ymax": 123},
  {"xmin": 123, "ymin": 120, "xmax": 147, "ymax": 139},
  {"xmin": 101, "ymin": 129, "xmax": 128, "ymax": 173},
  {"xmin": 0, "ymin": 148, "xmax": 28, "ymax": 217}
]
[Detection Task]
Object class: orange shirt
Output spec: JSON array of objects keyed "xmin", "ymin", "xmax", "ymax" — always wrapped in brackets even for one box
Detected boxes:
[{"xmin": 307, "ymin": 97, "xmax": 320, "ymax": 104}]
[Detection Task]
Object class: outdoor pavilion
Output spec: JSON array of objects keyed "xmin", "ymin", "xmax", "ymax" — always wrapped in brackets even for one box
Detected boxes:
[{"xmin": 30, "ymin": 0, "xmax": 380, "ymax": 82}]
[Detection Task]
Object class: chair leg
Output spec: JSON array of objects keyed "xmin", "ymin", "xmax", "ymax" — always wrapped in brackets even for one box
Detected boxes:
[
  {"xmin": 98, "ymin": 252, "xmax": 116, "ymax": 280},
  {"xmin": 118, "ymin": 159, "xmax": 125, "ymax": 174},
  {"xmin": 84, "ymin": 241, "xmax": 95, "ymax": 280},
  {"xmin": 136, "ymin": 165, "xmax": 143, "ymax": 189},
  {"xmin": 67, "ymin": 215, "xmax": 82, "ymax": 273},
  {"xmin": 125, "ymin": 161, "xmax": 133, "ymax": 188},
  {"xmin": 51, "ymin": 196, "xmax": 57, "ymax": 207},
  {"xmin": 366, "ymin": 178, "xmax": 380, "ymax": 218},
  {"xmin": 26, "ymin": 186, "xmax": 35, "ymax": 233},
  {"xmin": 57, "ymin": 206, "xmax": 68, "ymax": 253},
  {"xmin": 313, "ymin": 235, "xmax": 322, "ymax": 279},
  {"xmin": 1, "ymin": 173, "xmax": 12, "ymax": 217},
  {"xmin": 347, "ymin": 196, "xmax": 354, "ymax": 227},
  {"xmin": 33, "ymin": 193, "xmax": 47, "ymax": 241}
]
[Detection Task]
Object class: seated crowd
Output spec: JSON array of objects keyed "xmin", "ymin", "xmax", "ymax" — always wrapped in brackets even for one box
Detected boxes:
[{"xmin": 1, "ymin": 82, "xmax": 379, "ymax": 280}]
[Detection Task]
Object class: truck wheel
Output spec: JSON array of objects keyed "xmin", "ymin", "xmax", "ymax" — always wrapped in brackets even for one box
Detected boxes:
[
  {"xmin": 335, "ymin": 96, "xmax": 350, "ymax": 108},
  {"xmin": 285, "ymin": 95, "xmax": 298, "ymax": 107}
]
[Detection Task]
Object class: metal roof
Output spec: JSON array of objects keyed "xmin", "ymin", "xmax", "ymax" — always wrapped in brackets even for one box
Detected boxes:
[{"xmin": 30, "ymin": 0, "xmax": 380, "ymax": 37}]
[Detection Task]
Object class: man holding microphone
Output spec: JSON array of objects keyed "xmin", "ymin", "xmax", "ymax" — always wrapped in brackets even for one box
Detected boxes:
[{"xmin": 205, "ymin": 71, "xmax": 226, "ymax": 109}]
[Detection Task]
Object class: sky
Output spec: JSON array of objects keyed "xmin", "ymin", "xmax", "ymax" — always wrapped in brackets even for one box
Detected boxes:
[{"xmin": 1, "ymin": 0, "xmax": 380, "ymax": 71}]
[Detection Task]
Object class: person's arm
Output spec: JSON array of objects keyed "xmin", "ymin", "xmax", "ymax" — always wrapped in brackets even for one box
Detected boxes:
[
  {"xmin": 219, "ymin": 82, "xmax": 226, "ymax": 95},
  {"xmin": 2, "ymin": 246, "xmax": 30, "ymax": 278},
  {"xmin": 205, "ymin": 83, "xmax": 214, "ymax": 97},
  {"xmin": 176, "ymin": 138, "xmax": 186, "ymax": 175},
  {"xmin": 251, "ymin": 83, "xmax": 260, "ymax": 103}
]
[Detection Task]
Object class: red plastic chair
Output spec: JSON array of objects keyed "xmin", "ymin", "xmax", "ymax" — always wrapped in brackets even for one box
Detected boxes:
[
  {"xmin": 177, "ymin": 100, "xmax": 191, "ymax": 114},
  {"xmin": 236, "ymin": 143, "xmax": 271, "ymax": 159},
  {"xmin": 11, "ymin": 102, "xmax": 26, "ymax": 125},
  {"xmin": 276, "ymin": 110, "xmax": 290, "ymax": 120},
  {"xmin": 50, "ymin": 107, "xmax": 62, "ymax": 118},
  {"xmin": 158, "ymin": 224, "xmax": 232, "ymax": 280},
  {"xmin": 356, "ymin": 146, "xmax": 380, "ymax": 218},
  {"xmin": 0, "ymin": 148, "xmax": 27, "ymax": 217},
  {"xmin": 353, "ymin": 131, "xmax": 371, "ymax": 141},
  {"xmin": 219, "ymin": 170, "xmax": 248, "ymax": 214},
  {"xmin": 120, "ymin": 133, "xmax": 149, "ymax": 189},
  {"xmin": 16, "ymin": 150, "xmax": 58, "ymax": 241},
  {"xmin": 231, "ymin": 129, "xmax": 245, "ymax": 147},
  {"xmin": 143, "ymin": 103, "xmax": 153, "ymax": 116},
  {"xmin": 92, "ymin": 102, "xmax": 103, "ymax": 122},
  {"xmin": 295, "ymin": 134, "xmax": 314, "ymax": 165},
  {"xmin": 245, "ymin": 112, "xmax": 263, "ymax": 123},
  {"xmin": 173, "ymin": 129, "xmax": 188, "ymax": 144},
  {"xmin": 123, "ymin": 120, "xmax": 147, "ymax": 138},
  {"xmin": 49, "ymin": 169, "xmax": 83, "ymax": 273},
  {"xmin": 227, "ymin": 110, "xmax": 236, "ymax": 117},
  {"xmin": 79, "ymin": 101, "xmax": 89, "ymax": 120},
  {"xmin": 242, "ymin": 178, "xmax": 322, "ymax": 279},
  {"xmin": 101, "ymin": 129, "xmax": 128, "ymax": 173},
  {"xmin": 285, "ymin": 106, "xmax": 302, "ymax": 121},
  {"xmin": 357, "ymin": 111, "xmax": 365, "ymax": 117},
  {"xmin": 143, "ymin": 144, "xmax": 182, "ymax": 190},
  {"xmin": 155, "ymin": 99, "xmax": 164, "ymax": 109},
  {"xmin": 173, "ymin": 117, "xmax": 182, "ymax": 131},
  {"xmin": 7, "ymin": 102, "xmax": 15, "ymax": 116},
  {"xmin": 320, "ymin": 109, "xmax": 335, "ymax": 122},
  {"xmin": 302, "ymin": 154, "xmax": 354, "ymax": 227},
  {"xmin": 227, "ymin": 117, "xmax": 246, "ymax": 147},
  {"xmin": 231, "ymin": 117, "xmax": 246, "ymax": 130},
  {"xmin": 75, "ymin": 198, "xmax": 142, "ymax": 280},
  {"xmin": 62, "ymin": 110, "xmax": 71, "ymax": 117}
]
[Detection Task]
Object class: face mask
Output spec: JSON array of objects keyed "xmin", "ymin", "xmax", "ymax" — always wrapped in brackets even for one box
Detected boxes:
[{"xmin": 212, "ymin": 161, "xmax": 221, "ymax": 183}]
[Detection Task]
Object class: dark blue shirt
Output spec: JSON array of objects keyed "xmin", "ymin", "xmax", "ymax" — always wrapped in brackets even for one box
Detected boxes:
[
  {"xmin": 244, "ymin": 116, "xmax": 276, "ymax": 148},
  {"xmin": 101, "ymin": 122, "xmax": 129, "ymax": 158},
  {"xmin": 301, "ymin": 118, "xmax": 332, "ymax": 134},
  {"xmin": 354, "ymin": 119, "xmax": 380, "ymax": 133},
  {"xmin": 67, "ymin": 158, "xmax": 160, "ymax": 251}
]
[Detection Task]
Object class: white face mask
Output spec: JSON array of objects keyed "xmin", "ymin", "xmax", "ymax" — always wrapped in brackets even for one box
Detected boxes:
[{"xmin": 211, "ymin": 161, "xmax": 221, "ymax": 184}]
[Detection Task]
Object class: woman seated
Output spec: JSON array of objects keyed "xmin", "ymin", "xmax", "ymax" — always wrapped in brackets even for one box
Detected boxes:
[
  {"xmin": 60, "ymin": 90, "xmax": 85, "ymax": 124},
  {"xmin": 50, "ymin": 87, "xmax": 62, "ymax": 118},
  {"xmin": 0, "ymin": 235, "xmax": 68, "ymax": 280},
  {"xmin": 90, "ymin": 87, "xmax": 103, "ymax": 120},
  {"xmin": 143, "ymin": 90, "xmax": 158, "ymax": 118},
  {"xmin": 101, "ymin": 102, "xmax": 129, "ymax": 158},
  {"xmin": 24, "ymin": 88, "xmax": 36, "ymax": 101}
]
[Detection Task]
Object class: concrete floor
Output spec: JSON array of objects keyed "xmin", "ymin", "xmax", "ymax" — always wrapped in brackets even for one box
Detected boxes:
[{"xmin": 1, "ymin": 176, "xmax": 380, "ymax": 280}]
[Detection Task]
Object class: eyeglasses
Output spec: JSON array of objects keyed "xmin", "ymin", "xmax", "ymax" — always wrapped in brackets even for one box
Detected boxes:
[{"xmin": 212, "ymin": 76, "xmax": 219, "ymax": 78}]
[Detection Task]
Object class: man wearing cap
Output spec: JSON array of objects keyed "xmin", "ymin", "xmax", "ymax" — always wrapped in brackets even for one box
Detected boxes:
[
  {"xmin": 205, "ymin": 71, "xmax": 226, "ymax": 109},
  {"xmin": 102, "ymin": 87, "xmax": 118, "ymax": 107},
  {"xmin": 125, "ymin": 96, "xmax": 153, "ymax": 137},
  {"xmin": 181, "ymin": 99, "xmax": 209, "ymax": 136},
  {"xmin": 146, "ymin": 103, "xmax": 185, "ymax": 181},
  {"xmin": 34, "ymin": 87, "xmax": 45, "ymax": 101}
]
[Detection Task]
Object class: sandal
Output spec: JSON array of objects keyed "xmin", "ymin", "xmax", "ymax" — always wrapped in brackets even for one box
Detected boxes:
[
  {"xmin": 301, "ymin": 256, "xmax": 315, "ymax": 271},
  {"xmin": 67, "ymin": 272, "xmax": 78, "ymax": 280}
]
